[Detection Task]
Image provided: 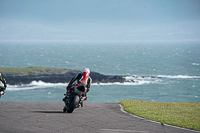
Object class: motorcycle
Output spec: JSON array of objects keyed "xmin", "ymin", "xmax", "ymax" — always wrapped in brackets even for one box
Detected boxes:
[
  {"xmin": 63, "ymin": 84, "xmax": 86, "ymax": 113},
  {"xmin": 0, "ymin": 91, "xmax": 5, "ymax": 98},
  {"xmin": 0, "ymin": 81, "xmax": 5, "ymax": 98}
]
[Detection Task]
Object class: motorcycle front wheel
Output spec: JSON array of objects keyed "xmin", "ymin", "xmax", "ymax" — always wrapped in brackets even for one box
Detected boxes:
[{"xmin": 66, "ymin": 95, "xmax": 80, "ymax": 113}]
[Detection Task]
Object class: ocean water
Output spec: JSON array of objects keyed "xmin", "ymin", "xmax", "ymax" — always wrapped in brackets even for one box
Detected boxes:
[{"xmin": 0, "ymin": 41, "xmax": 200, "ymax": 103}]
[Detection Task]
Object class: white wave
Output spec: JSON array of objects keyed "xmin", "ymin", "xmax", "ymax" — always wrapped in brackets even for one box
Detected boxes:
[
  {"xmin": 157, "ymin": 75, "xmax": 200, "ymax": 79},
  {"xmin": 124, "ymin": 75, "xmax": 158, "ymax": 80},
  {"xmin": 193, "ymin": 63, "xmax": 199, "ymax": 66},
  {"xmin": 29, "ymin": 80, "xmax": 67, "ymax": 86},
  {"xmin": 124, "ymin": 75, "xmax": 200, "ymax": 80},
  {"xmin": 7, "ymin": 80, "xmax": 68, "ymax": 91},
  {"xmin": 92, "ymin": 79, "xmax": 159, "ymax": 86},
  {"xmin": 6, "ymin": 85, "xmax": 38, "ymax": 91},
  {"xmin": 92, "ymin": 82, "xmax": 137, "ymax": 86}
]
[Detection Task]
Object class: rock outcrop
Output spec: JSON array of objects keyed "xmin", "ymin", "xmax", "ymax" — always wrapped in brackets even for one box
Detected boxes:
[{"xmin": 2, "ymin": 69, "xmax": 126, "ymax": 85}]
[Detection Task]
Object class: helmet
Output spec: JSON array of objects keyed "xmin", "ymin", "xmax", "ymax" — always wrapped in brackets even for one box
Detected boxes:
[
  {"xmin": 82, "ymin": 68, "xmax": 90, "ymax": 75},
  {"xmin": 79, "ymin": 68, "xmax": 90, "ymax": 85}
]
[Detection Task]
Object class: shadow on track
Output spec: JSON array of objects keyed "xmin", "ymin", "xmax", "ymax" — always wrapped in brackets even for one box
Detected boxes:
[{"xmin": 32, "ymin": 111, "xmax": 64, "ymax": 114}]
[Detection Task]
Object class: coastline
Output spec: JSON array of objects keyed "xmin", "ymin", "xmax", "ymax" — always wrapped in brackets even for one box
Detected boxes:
[
  {"xmin": 0, "ymin": 67, "xmax": 126, "ymax": 85},
  {"xmin": 0, "ymin": 67, "xmax": 162, "ymax": 85}
]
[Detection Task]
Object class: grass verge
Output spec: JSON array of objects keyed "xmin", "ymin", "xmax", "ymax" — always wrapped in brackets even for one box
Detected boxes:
[
  {"xmin": 0, "ymin": 67, "xmax": 66, "ymax": 75},
  {"xmin": 119, "ymin": 100, "xmax": 200, "ymax": 131}
]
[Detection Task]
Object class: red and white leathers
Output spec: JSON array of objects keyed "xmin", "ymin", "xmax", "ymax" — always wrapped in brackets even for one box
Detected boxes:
[{"xmin": 66, "ymin": 68, "xmax": 92, "ymax": 101}]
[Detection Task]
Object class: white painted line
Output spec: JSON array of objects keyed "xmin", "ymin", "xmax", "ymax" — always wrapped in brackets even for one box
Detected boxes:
[
  {"xmin": 119, "ymin": 104, "xmax": 200, "ymax": 133},
  {"xmin": 100, "ymin": 129, "xmax": 148, "ymax": 132}
]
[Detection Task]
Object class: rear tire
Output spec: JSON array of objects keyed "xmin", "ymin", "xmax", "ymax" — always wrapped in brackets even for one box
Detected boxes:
[{"xmin": 67, "ymin": 95, "xmax": 80, "ymax": 113}]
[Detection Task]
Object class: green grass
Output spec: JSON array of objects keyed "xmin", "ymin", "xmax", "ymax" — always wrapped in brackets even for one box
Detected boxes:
[
  {"xmin": 0, "ymin": 67, "xmax": 61, "ymax": 75},
  {"xmin": 119, "ymin": 100, "xmax": 200, "ymax": 131}
]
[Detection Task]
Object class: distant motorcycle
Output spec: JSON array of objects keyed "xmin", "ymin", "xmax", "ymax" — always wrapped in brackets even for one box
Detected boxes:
[
  {"xmin": 0, "ymin": 91, "xmax": 5, "ymax": 98},
  {"xmin": 63, "ymin": 84, "xmax": 86, "ymax": 113},
  {"xmin": 0, "ymin": 81, "xmax": 5, "ymax": 98}
]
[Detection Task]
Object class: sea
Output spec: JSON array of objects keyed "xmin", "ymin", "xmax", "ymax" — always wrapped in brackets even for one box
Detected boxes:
[{"xmin": 0, "ymin": 41, "xmax": 200, "ymax": 103}]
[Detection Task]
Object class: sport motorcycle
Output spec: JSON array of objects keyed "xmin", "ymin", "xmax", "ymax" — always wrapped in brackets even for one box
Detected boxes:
[{"xmin": 0, "ymin": 81, "xmax": 5, "ymax": 98}]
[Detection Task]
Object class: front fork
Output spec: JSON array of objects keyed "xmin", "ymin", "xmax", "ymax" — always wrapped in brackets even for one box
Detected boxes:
[{"xmin": 63, "ymin": 93, "xmax": 70, "ymax": 107}]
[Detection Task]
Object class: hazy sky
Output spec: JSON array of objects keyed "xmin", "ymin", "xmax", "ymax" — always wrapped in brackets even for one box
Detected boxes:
[{"xmin": 0, "ymin": 0, "xmax": 200, "ymax": 42}]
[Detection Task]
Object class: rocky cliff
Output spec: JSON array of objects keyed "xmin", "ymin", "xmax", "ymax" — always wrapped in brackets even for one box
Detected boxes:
[{"xmin": 1, "ymin": 68, "xmax": 126, "ymax": 85}]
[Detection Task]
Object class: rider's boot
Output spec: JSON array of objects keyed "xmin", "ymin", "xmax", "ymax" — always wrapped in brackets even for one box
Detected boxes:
[
  {"xmin": 80, "ymin": 96, "xmax": 87, "ymax": 107},
  {"xmin": 81, "ymin": 96, "xmax": 87, "ymax": 101}
]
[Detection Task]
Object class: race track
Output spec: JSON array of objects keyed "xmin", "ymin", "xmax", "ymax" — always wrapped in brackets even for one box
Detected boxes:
[{"xmin": 0, "ymin": 101, "xmax": 198, "ymax": 133}]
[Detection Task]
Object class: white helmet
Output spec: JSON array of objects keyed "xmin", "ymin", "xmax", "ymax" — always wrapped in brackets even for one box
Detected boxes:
[{"xmin": 82, "ymin": 68, "xmax": 90, "ymax": 74}]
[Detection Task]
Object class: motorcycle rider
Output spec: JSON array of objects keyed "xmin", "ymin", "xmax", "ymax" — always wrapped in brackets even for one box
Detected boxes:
[
  {"xmin": 0, "ymin": 73, "xmax": 7, "ymax": 98},
  {"xmin": 63, "ymin": 68, "xmax": 92, "ymax": 106}
]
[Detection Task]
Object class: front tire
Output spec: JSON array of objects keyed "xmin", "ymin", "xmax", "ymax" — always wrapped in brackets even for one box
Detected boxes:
[{"xmin": 67, "ymin": 95, "xmax": 80, "ymax": 113}]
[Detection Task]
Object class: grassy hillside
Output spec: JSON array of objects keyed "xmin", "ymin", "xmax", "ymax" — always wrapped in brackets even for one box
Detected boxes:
[
  {"xmin": 119, "ymin": 100, "xmax": 200, "ymax": 131},
  {"xmin": 0, "ymin": 67, "xmax": 74, "ymax": 75}
]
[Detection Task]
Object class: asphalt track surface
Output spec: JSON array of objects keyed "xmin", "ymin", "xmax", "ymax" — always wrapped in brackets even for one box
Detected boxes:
[{"xmin": 0, "ymin": 101, "xmax": 199, "ymax": 133}]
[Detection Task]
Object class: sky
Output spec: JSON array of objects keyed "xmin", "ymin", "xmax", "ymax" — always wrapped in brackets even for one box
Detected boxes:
[{"xmin": 0, "ymin": 0, "xmax": 200, "ymax": 42}]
